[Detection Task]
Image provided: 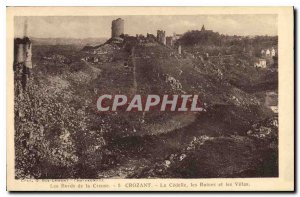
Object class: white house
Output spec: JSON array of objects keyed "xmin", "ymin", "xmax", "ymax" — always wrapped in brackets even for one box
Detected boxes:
[
  {"xmin": 271, "ymin": 48, "xmax": 276, "ymax": 57},
  {"xmin": 265, "ymin": 49, "xmax": 271, "ymax": 56}
]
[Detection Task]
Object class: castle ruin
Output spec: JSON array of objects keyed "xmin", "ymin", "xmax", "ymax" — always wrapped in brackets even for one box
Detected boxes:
[
  {"xmin": 166, "ymin": 36, "xmax": 173, "ymax": 46},
  {"xmin": 14, "ymin": 37, "xmax": 32, "ymax": 68},
  {"xmin": 157, "ymin": 30, "xmax": 166, "ymax": 45},
  {"xmin": 111, "ymin": 18, "xmax": 124, "ymax": 38},
  {"xmin": 14, "ymin": 36, "xmax": 32, "ymax": 89}
]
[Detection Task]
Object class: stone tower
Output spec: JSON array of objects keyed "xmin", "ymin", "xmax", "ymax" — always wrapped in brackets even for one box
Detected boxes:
[
  {"xmin": 14, "ymin": 18, "xmax": 33, "ymax": 92},
  {"xmin": 111, "ymin": 18, "xmax": 124, "ymax": 38}
]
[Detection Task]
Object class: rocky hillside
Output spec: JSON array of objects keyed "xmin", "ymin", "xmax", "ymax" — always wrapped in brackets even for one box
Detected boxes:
[{"xmin": 14, "ymin": 37, "xmax": 278, "ymax": 179}]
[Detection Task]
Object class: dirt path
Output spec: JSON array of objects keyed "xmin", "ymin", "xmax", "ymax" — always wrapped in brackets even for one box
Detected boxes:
[
  {"xmin": 141, "ymin": 112, "xmax": 197, "ymax": 136},
  {"xmin": 81, "ymin": 59, "xmax": 102, "ymax": 77},
  {"xmin": 98, "ymin": 158, "xmax": 151, "ymax": 178}
]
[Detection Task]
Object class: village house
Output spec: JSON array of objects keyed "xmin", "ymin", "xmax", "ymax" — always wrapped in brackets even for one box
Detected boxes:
[
  {"xmin": 254, "ymin": 58, "xmax": 267, "ymax": 68},
  {"xmin": 271, "ymin": 48, "xmax": 276, "ymax": 57}
]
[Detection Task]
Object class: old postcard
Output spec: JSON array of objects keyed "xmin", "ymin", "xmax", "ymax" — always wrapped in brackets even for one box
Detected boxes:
[{"xmin": 6, "ymin": 7, "xmax": 294, "ymax": 191}]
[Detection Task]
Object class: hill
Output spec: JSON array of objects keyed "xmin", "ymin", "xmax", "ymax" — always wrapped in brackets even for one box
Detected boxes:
[
  {"xmin": 14, "ymin": 36, "xmax": 278, "ymax": 179},
  {"xmin": 31, "ymin": 37, "xmax": 108, "ymax": 46}
]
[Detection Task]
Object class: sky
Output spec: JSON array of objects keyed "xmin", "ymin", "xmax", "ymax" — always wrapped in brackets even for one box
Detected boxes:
[{"xmin": 14, "ymin": 15, "xmax": 277, "ymax": 38}]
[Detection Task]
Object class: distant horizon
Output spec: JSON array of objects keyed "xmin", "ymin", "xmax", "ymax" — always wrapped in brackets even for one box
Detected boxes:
[
  {"xmin": 16, "ymin": 33, "xmax": 278, "ymax": 40},
  {"xmin": 14, "ymin": 15, "xmax": 278, "ymax": 38},
  {"xmin": 28, "ymin": 37, "xmax": 110, "ymax": 39}
]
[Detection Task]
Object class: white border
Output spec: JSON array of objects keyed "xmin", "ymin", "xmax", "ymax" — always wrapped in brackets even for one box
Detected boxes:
[{"xmin": 1, "ymin": 0, "xmax": 299, "ymax": 196}]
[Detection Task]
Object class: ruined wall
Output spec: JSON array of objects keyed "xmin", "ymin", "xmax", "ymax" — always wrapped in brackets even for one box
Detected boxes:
[
  {"xmin": 111, "ymin": 18, "xmax": 124, "ymax": 38},
  {"xmin": 14, "ymin": 37, "xmax": 32, "ymax": 89},
  {"xmin": 14, "ymin": 39, "xmax": 25, "ymax": 64},
  {"xmin": 15, "ymin": 43, "xmax": 25, "ymax": 64},
  {"xmin": 14, "ymin": 37, "xmax": 32, "ymax": 68},
  {"xmin": 166, "ymin": 36, "xmax": 173, "ymax": 46},
  {"xmin": 178, "ymin": 45, "xmax": 182, "ymax": 54},
  {"xmin": 157, "ymin": 30, "xmax": 166, "ymax": 45},
  {"xmin": 24, "ymin": 42, "xmax": 33, "ymax": 68}
]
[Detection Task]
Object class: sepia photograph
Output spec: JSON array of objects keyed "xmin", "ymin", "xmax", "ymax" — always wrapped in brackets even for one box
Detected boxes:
[{"xmin": 6, "ymin": 6, "xmax": 294, "ymax": 191}]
